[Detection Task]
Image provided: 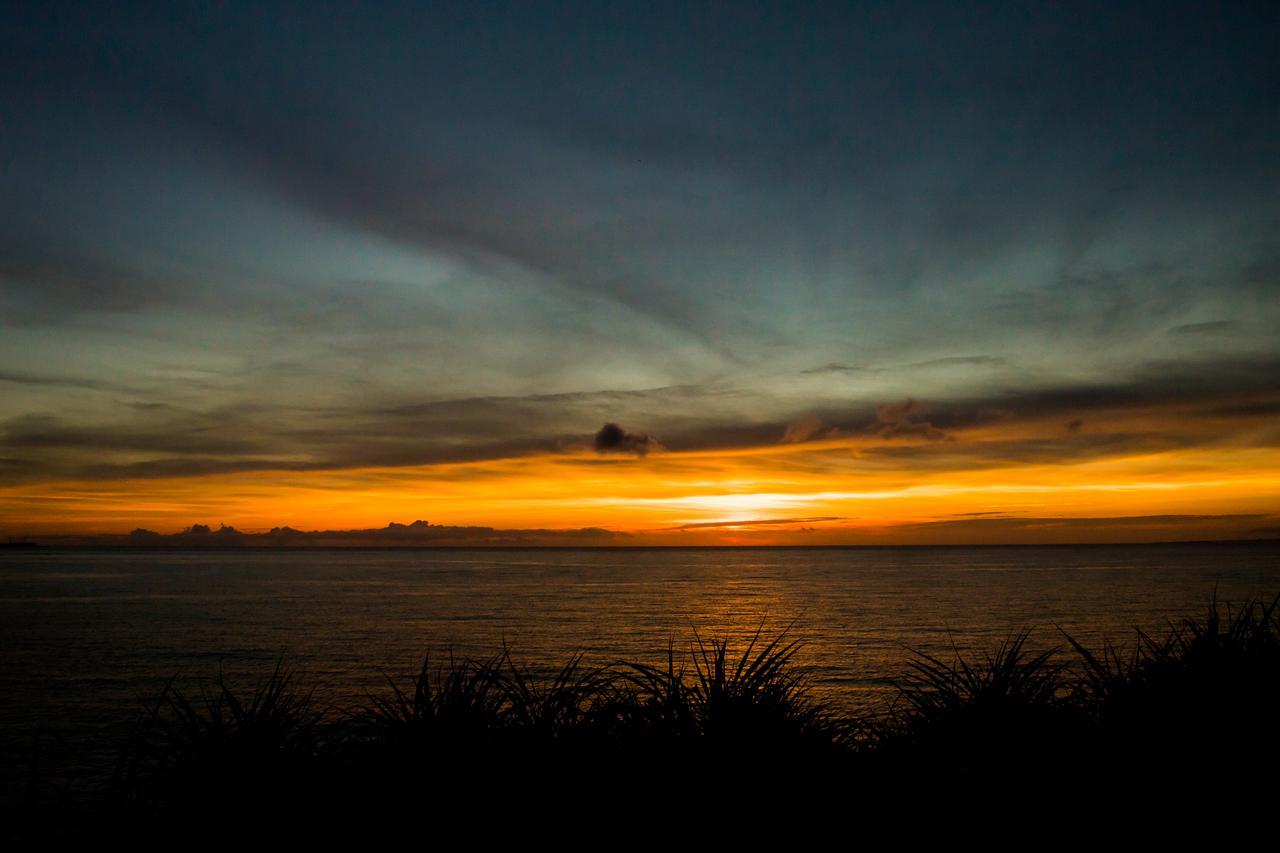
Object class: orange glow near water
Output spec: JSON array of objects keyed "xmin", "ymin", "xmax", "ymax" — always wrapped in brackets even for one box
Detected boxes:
[{"xmin": 4, "ymin": 423, "xmax": 1278, "ymax": 543}]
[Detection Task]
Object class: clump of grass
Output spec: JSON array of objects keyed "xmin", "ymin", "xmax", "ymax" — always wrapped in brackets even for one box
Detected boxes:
[
  {"xmin": 356, "ymin": 630, "xmax": 837, "ymax": 759},
  {"xmin": 687, "ymin": 629, "xmax": 840, "ymax": 748},
  {"xmin": 602, "ymin": 628, "xmax": 845, "ymax": 769},
  {"xmin": 335, "ymin": 631, "xmax": 841, "ymax": 813},
  {"xmin": 1066, "ymin": 594, "xmax": 1280, "ymax": 769},
  {"xmin": 867, "ymin": 596, "xmax": 1280, "ymax": 783},
  {"xmin": 357, "ymin": 650, "xmax": 506, "ymax": 752},
  {"xmin": 356, "ymin": 648, "xmax": 614, "ymax": 755},
  {"xmin": 897, "ymin": 631, "xmax": 1065, "ymax": 717},
  {"xmin": 110, "ymin": 662, "xmax": 325, "ymax": 830},
  {"xmin": 606, "ymin": 645, "xmax": 699, "ymax": 742},
  {"xmin": 497, "ymin": 650, "xmax": 613, "ymax": 740},
  {"xmin": 876, "ymin": 631, "xmax": 1085, "ymax": 776}
]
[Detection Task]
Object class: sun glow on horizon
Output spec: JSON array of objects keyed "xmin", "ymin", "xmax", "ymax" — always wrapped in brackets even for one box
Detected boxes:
[{"xmin": 3, "ymin": 426, "xmax": 1278, "ymax": 545}]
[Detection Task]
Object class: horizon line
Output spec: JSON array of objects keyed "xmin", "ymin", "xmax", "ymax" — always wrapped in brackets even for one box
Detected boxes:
[{"xmin": 7, "ymin": 537, "xmax": 1279, "ymax": 552}]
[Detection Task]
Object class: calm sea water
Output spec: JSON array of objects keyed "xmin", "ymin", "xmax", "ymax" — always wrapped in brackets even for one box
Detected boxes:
[{"xmin": 3, "ymin": 543, "xmax": 1279, "ymax": 806}]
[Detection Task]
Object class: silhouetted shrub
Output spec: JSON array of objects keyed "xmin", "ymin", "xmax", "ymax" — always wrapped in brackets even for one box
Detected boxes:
[
  {"xmin": 110, "ymin": 663, "xmax": 328, "ymax": 832},
  {"xmin": 1067, "ymin": 594, "xmax": 1280, "ymax": 774}
]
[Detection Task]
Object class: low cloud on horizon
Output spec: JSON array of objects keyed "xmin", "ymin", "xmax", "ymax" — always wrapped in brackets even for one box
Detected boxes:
[{"xmin": 26, "ymin": 511, "xmax": 1280, "ymax": 548}]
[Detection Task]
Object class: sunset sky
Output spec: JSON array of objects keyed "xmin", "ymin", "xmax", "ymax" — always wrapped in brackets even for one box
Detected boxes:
[{"xmin": 2, "ymin": 2, "xmax": 1278, "ymax": 544}]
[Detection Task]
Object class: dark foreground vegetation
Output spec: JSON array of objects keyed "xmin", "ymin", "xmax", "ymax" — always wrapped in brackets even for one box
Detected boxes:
[{"xmin": 20, "ymin": 596, "xmax": 1280, "ymax": 839}]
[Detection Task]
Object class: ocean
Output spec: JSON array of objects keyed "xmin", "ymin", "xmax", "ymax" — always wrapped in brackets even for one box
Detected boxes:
[{"xmin": 3, "ymin": 543, "xmax": 1278, "ymax": 807}]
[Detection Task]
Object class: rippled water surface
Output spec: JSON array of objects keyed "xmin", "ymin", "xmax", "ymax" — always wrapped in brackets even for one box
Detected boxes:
[{"xmin": 3, "ymin": 544, "xmax": 1279, "ymax": 804}]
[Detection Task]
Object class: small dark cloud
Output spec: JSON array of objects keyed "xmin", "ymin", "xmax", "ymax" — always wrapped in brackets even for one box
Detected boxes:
[
  {"xmin": 874, "ymin": 399, "xmax": 949, "ymax": 441},
  {"xmin": 803, "ymin": 356, "xmax": 1004, "ymax": 379},
  {"xmin": 0, "ymin": 371, "xmax": 121, "ymax": 392},
  {"xmin": 1066, "ymin": 419, "xmax": 1084, "ymax": 433},
  {"xmin": 781, "ymin": 415, "xmax": 825, "ymax": 443},
  {"xmin": 906, "ymin": 356, "xmax": 1007, "ymax": 369},
  {"xmin": 1206, "ymin": 400, "xmax": 1280, "ymax": 418},
  {"xmin": 1169, "ymin": 320, "xmax": 1238, "ymax": 335},
  {"xmin": 593, "ymin": 422, "xmax": 663, "ymax": 456},
  {"xmin": 801, "ymin": 362, "xmax": 867, "ymax": 375}
]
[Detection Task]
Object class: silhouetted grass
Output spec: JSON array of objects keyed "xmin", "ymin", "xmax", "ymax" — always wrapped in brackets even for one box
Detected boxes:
[
  {"xmin": 873, "ymin": 630, "xmax": 1087, "ymax": 775},
  {"xmin": 896, "ymin": 630, "xmax": 1064, "ymax": 718},
  {"xmin": 107, "ymin": 662, "xmax": 329, "ymax": 835},
  {"xmin": 1066, "ymin": 593, "xmax": 1280, "ymax": 773},
  {"xmin": 87, "ymin": 595, "xmax": 1280, "ymax": 838},
  {"xmin": 356, "ymin": 650, "xmax": 507, "ymax": 750}
]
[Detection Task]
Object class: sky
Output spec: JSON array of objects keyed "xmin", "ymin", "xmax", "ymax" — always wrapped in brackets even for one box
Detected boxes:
[{"xmin": 1, "ymin": 1, "xmax": 1278, "ymax": 544}]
